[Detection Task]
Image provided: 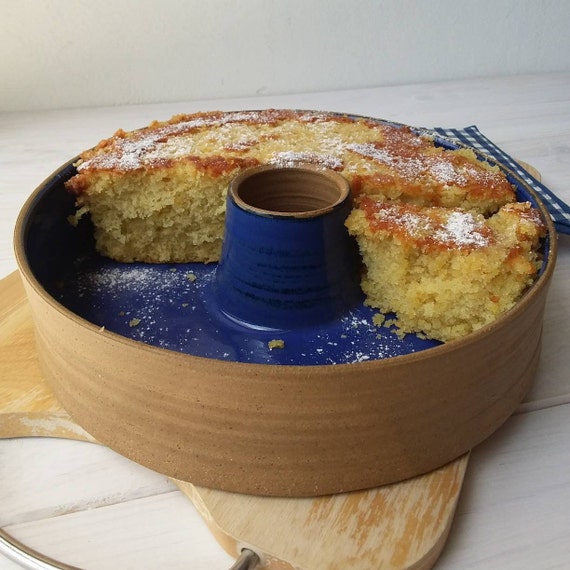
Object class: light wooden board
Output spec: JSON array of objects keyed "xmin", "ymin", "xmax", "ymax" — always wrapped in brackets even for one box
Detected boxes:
[{"xmin": 0, "ymin": 270, "xmax": 468, "ymax": 570}]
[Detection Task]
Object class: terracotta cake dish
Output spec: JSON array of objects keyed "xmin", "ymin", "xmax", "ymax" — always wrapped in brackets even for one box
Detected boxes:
[{"xmin": 14, "ymin": 110, "xmax": 557, "ymax": 497}]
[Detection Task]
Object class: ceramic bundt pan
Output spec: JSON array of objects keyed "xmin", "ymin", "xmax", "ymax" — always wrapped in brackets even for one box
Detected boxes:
[{"xmin": 14, "ymin": 141, "xmax": 557, "ymax": 498}]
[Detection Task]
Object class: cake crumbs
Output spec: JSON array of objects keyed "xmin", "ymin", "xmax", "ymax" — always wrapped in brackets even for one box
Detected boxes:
[
  {"xmin": 129, "ymin": 318, "xmax": 142, "ymax": 327},
  {"xmin": 186, "ymin": 272, "xmax": 197, "ymax": 282},
  {"xmin": 372, "ymin": 313, "xmax": 385, "ymax": 327},
  {"xmin": 268, "ymin": 339, "xmax": 285, "ymax": 350}
]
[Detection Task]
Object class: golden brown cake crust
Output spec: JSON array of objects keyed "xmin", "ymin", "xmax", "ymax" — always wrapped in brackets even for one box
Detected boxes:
[
  {"xmin": 66, "ymin": 109, "xmax": 515, "ymax": 211},
  {"xmin": 357, "ymin": 196, "xmax": 496, "ymax": 252}
]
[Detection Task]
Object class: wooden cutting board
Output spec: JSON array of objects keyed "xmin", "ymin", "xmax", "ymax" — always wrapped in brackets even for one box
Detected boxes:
[{"xmin": 0, "ymin": 270, "xmax": 468, "ymax": 570}]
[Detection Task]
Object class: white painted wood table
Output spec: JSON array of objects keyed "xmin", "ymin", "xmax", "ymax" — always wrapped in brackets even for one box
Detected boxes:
[{"xmin": 1, "ymin": 72, "xmax": 569, "ymax": 569}]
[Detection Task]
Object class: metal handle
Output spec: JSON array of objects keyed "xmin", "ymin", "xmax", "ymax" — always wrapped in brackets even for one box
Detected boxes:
[
  {"xmin": 0, "ymin": 527, "xmax": 260, "ymax": 570},
  {"xmin": 228, "ymin": 549, "xmax": 260, "ymax": 570}
]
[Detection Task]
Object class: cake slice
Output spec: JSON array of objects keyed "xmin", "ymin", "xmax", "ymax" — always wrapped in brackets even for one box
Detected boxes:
[{"xmin": 345, "ymin": 198, "xmax": 546, "ymax": 342}]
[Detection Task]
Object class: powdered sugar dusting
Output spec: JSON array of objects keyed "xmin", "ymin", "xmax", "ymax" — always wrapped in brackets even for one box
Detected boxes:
[
  {"xmin": 369, "ymin": 202, "xmax": 491, "ymax": 249},
  {"xmin": 269, "ymin": 151, "xmax": 344, "ymax": 170},
  {"xmin": 347, "ymin": 142, "xmax": 476, "ymax": 187},
  {"xmin": 346, "ymin": 143, "xmax": 394, "ymax": 165},
  {"xmin": 55, "ymin": 259, "xmax": 430, "ymax": 365},
  {"xmin": 75, "ymin": 265, "xmax": 210, "ymax": 295},
  {"xmin": 395, "ymin": 211, "xmax": 431, "ymax": 235},
  {"xmin": 429, "ymin": 161, "xmax": 468, "ymax": 185},
  {"xmin": 306, "ymin": 309, "xmax": 418, "ymax": 363},
  {"xmin": 433, "ymin": 211, "xmax": 490, "ymax": 247},
  {"xmin": 75, "ymin": 109, "xmax": 512, "ymax": 209},
  {"xmin": 77, "ymin": 110, "xmax": 287, "ymax": 172}
]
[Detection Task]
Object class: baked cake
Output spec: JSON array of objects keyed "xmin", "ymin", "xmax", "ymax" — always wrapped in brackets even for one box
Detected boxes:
[
  {"xmin": 66, "ymin": 110, "xmax": 515, "ymax": 263},
  {"xmin": 345, "ymin": 199, "xmax": 545, "ymax": 341},
  {"xmin": 65, "ymin": 109, "xmax": 545, "ymax": 342}
]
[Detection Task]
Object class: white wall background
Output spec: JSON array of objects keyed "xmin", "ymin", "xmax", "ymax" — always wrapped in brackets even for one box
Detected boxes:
[{"xmin": 2, "ymin": 0, "xmax": 570, "ymax": 112}]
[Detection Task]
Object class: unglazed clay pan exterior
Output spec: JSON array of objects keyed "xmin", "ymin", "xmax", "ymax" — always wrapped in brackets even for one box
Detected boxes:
[{"xmin": 14, "ymin": 117, "xmax": 557, "ymax": 497}]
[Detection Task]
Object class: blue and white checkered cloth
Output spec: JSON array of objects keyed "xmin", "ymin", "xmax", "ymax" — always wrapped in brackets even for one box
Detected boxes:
[{"xmin": 432, "ymin": 126, "xmax": 570, "ymax": 234}]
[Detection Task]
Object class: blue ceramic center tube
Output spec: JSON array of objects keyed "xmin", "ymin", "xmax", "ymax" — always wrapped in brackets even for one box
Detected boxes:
[{"xmin": 214, "ymin": 165, "xmax": 362, "ymax": 331}]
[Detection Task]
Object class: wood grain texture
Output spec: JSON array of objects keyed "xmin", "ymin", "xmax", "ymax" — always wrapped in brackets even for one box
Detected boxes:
[
  {"xmin": 176, "ymin": 458, "xmax": 467, "ymax": 570},
  {"xmin": 0, "ymin": 272, "xmax": 93, "ymax": 442},
  {"xmin": 0, "ymin": 270, "xmax": 467, "ymax": 570}
]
